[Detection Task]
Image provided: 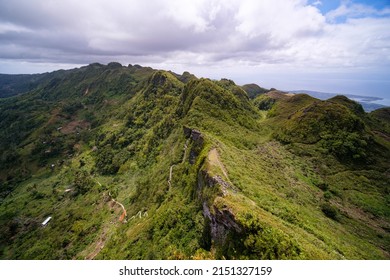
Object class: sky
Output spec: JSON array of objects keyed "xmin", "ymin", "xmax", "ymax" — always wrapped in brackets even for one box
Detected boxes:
[{"xmin": 0, "ymin": 0, "xmax": 389, "ymax": 104}]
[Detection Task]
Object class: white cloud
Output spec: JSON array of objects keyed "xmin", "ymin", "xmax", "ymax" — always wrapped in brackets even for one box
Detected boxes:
[
  {"xmin": 0, "ymin": 0, "xmax": 389, "ymax": 73},
  {"xmin": 162, "ymin": 0, "xmax": 222, "ymax": 33},
  {"xmin": 234, "ymin": 0, "xmax": 325, "ymax": 41},
  {"xmin": 312, "ymin": 0, "xmax": 322, "ymax": 6},
  {"xmin": 326, "ymin": 1, "xmax": 390, "ymax": 22}
]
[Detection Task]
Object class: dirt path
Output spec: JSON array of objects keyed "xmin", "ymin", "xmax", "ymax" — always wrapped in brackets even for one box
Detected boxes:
[
  {"xmin": 95, "ymin": 179, "xmax": 127, "ymax": 223},
  {"xmin": 108, "ymin": 191, "xmax": 127, "ymax": 223},
  {"xmin": 84, "ymin": 194, "xmax": 129, "ymax": 260},
  {"xmin": 85, "ymin": 227, "xmax": 109, "ymax": 260},
  {"xmin": 83, "ymin": 191, "xmax": 127, "ymax": 259},
  {"xmin": 83, "ymin": 179, "xmax": 129, "ymax": 259},
  {"xmin": 208, "ymin": 148, "xmax": 229, "ymax": 180},
  {"xmin": 168, "ymin": 165, "xmax": 175, "ymax": 191}
]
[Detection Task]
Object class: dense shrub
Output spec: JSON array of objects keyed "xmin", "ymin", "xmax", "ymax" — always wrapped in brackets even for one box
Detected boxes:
[
  {"xmin": 321, "ymin": 203, "xmax": 340, "ymax": 221},
  {"xmin": 320, "ymin": 131, "xmax": 369, "ymax": 160},
  {"xmin": 221, "ymin": 213, "xmax": 302, "ymax": 259},
  {"xmin": 94, "ymin": 145, "xmax": 120, "ymax": 175},
  {"xmin": 73, "ymin": 170, "xmax": 94, "ymax": 194}
]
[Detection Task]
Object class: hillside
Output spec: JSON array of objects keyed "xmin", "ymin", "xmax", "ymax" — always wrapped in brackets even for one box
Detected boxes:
[
  {"xmin": 287, "ymin": 90, "xmax": 387, "ymax": 112},
  {"xmin": 0, "ymin": 63, "xmax": 389, "ymax": 259},
  {"xmin": 0, "ymin": 73, "xmax": 45, "ymax": 98},
  {"xmin": 241, "ymin": 83, "xmax": 269, "ymax": 99}
]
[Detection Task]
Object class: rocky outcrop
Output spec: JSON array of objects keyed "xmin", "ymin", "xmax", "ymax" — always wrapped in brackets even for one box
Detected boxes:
[
  {"xmin": 183, "ymin": 126, "xmax": 204, "ymax": 164},
  {"xmin": 197, "ymin": 170, "xmax": 242, "ymax": 249},
  {"xmin": 210, "ymin": 175, "xmax": 237, "ymax": 196},
  {"xmin": 199, "ymin": 171, "xmax": 236, "ymax": 197},
  {"xmin": 184, "ymin": 126, "xmax": 242, "ymax": 251},
  {"xmin": 202, "ymin": 201, "xmax": 242, "ymax": 246},
  {"xmin": 183, "ymin": 126, "xmax": 202, "ymax": 141},
  {"xmin": 149, "ymin": 71, "xmax": 168, "ymax": 88},
  {"xmin": 183, "ymin": 126, "xmax": 192, "ymax": 138}
]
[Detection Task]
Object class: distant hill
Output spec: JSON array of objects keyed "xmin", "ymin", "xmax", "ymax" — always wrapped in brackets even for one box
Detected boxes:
[
  {"xmin": 288, "ymin": 90, "xmax": 387, "ymax": 112},
  {"xmin": 0, "ymin": 73, "xmax": 46, "ymax": 98},
  {"xmin": 241, "ymin": 83, "xmax": 269, "ymax": 99},
  {"xmin": 0, "ymin": 63, "xmax": 389, "ymax": 260}
]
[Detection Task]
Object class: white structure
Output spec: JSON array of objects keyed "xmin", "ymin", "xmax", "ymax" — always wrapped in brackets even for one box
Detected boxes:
[{"xmin": 41, "ymin": 216, "xmax": 52, "ymax": 226}]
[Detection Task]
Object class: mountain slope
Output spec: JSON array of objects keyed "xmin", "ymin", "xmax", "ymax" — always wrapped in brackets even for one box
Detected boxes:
[{"xmin": 0, "ymin": 63, "xmax": 389, "ymax": 259}]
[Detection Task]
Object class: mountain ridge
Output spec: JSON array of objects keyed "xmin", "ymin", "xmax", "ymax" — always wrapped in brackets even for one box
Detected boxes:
[
  {"xmin": 0, "ymin": 62, "xmax": 389, "ymax": 260},
  {"xmin": 1, "ymin": 66, "xmax": 387, "ymax": 112}
]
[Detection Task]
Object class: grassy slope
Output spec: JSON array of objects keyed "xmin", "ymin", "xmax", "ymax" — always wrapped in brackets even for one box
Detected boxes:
[
  {"xmin": 187, "ymin": 85, "xmax": 389, "ymax": 259},
  {"xmin": 0, "ymin": 65, "xmax": 389, "ymax": 259}
]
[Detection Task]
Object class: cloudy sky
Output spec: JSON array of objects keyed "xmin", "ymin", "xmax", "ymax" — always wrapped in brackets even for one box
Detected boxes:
[{"xmin": 0, "ymin": 0, "xmax": 389, "ymax": 104}]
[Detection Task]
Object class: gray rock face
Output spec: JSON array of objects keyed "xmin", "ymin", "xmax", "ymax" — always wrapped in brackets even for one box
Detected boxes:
[
  {"xmin": 185, "ymin": 126, "xmax": 242, "ymax": 250},
  {"xmin": 198, "ymin": 170, "xmax": 242, "ymax": 249},
  {"xmin": 183, "ymin": 126, "xmax": 204, "ymax": 164},
  {"xmin": 202, "ymin": 201, "xmax": 242, "ymax": 246}
]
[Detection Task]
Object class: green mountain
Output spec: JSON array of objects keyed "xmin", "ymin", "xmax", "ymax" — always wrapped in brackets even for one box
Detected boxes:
[
  {"xmin": 240, "ymin": 83, "xmax": 269, "ymax": 99},
  {"xmin": 0, "ymin": 63, "xmax": 389, "ymax": 260}
]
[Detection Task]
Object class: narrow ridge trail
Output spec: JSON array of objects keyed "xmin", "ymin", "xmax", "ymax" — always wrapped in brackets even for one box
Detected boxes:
[{"xmin": 208, "ymin": 148, "xmax": 229, "ymax": 181}]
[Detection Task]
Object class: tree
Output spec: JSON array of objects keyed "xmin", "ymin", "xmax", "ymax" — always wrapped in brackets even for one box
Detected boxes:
[{"xmin": 73, "ymin": 170, "xmax": 94, "ymax": 195}]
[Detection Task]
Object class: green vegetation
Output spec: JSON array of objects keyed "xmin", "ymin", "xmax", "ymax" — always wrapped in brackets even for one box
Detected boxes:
[
  {"xmin": 0, "ymin": 63, "xmax": 389, "ymax": 260},
  {"xmin": 241, "ymin": 83, "xmax": 269, "ymax": 99}
]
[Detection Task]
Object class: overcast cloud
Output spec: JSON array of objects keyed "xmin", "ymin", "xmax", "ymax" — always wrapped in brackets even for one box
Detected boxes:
[{"xmin": 0, "ymin": 0, "xmax": 389, "ymax": 103}]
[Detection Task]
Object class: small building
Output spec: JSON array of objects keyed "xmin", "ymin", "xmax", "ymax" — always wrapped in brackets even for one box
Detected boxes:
[{"xmin": 41, "ymin": 216, "xmax": 52, "ymax": 227}]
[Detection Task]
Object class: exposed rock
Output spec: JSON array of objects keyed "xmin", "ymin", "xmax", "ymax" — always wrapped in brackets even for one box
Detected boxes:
[
  {"xmin": 212, "ymin": 175, "xmax": 237, "ymax": 196},
  {"xmin": 190, "ymin": 129, "xmax": 202, "ymax": 142},
  {"xmin": 183, "ymin": 126, "xmax": 192, "ymax": 138},
  {"xmin": 149, "ymin": 71, "xmax": 167, "ymax": 88},
  {"xmin": 202, "ymin": 201, "xmax": 242, "ymax": 246},
  {"xmin": 198, "ymin": 170, "xmax": 242, "ymax": 249},
  {"xmin": 183, "ymin": 127, "xmax": 204, "ymax": 164}
]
